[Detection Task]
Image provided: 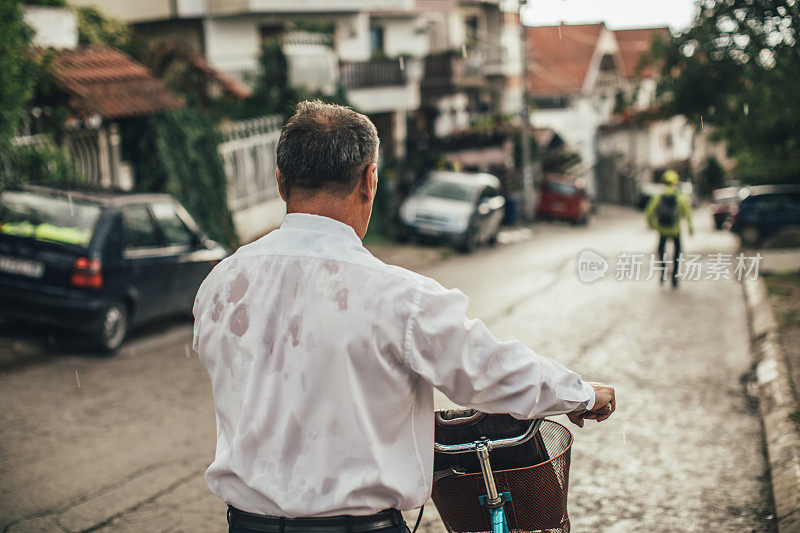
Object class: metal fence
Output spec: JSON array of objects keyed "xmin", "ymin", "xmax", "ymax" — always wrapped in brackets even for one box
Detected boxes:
[
  {"xmin": 218, "ymin": 115, "xmax": 283, "ymax": 212},
  {"xmin": 64, "ymin": 129, "xmax": 103, "ymax": 186}
]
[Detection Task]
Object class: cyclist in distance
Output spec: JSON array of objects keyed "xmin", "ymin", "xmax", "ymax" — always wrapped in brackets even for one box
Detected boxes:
[{"xmin": 646, "ymin": 170, "xmax": 695, "ymax": 288}]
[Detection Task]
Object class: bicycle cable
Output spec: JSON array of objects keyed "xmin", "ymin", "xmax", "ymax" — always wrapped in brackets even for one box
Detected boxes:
[{"xmin": 411, "ymin": 504, "xmax": 424, "ymax": 533}]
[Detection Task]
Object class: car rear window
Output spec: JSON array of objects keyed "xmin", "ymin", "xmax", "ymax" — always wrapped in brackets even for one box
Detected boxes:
[
  {"xmin": 417, "ymin": 180, "xmax": 477, "ymax": 202},
  {"xmin": 0, "ymin": 190, "xmax": 102, "ymax": 247},
  {"xmin": 546, "ymin": 182, "xmax": 579, "ymax": 197}
]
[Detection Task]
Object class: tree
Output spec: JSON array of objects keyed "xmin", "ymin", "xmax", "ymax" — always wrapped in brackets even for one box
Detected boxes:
[
  {"xmin": 0, "ymin": 1, "xmax": 35, "ymax": 151},
  {"xmin": 649, "ymin": 0, "xmax": 800, "ymax": 184},
  {"xmin": 75, "ymin": 6, "xmax": 131, "ymax": 50},
  {"xmin": 698, "ymin": 155, "xmax": 726, "ymax": 194}
]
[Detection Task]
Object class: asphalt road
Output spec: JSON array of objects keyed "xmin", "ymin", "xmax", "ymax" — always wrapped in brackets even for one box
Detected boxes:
[{"xmin": 0, "ymin": 205, "xmax": 774, "ymax": 532}]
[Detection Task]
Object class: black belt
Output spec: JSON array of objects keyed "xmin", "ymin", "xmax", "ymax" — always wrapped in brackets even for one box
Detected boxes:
[{"xmin": 227, "ymin": 506, "xmax": 406, "ymax": 532}]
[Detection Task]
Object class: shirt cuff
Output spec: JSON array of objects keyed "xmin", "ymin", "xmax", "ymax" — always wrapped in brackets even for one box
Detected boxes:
[{"xmin": 580, "ymin": 380, "xmax": 595, "ymax": 411}]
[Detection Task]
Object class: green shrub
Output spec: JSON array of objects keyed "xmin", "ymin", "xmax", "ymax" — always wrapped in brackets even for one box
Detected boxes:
[{"xmin": 0, "ymin": 143, "xmax": 79, "ymax": 191}]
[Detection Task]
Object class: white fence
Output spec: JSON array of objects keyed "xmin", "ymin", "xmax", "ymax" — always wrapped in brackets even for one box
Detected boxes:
[{"xmin": 218, "ymin": 115, "xmax": 283, "ymax": 213}]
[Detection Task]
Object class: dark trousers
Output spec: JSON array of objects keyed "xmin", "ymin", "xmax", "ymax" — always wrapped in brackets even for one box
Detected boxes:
[
  {"xmin": 657, "ymin": 234, "xmax": 682, "ymax": 282},
  {"xmin": 230, "ymin": 526, "xmax": 410, "ymax": 533},
  {"xmin": 228, "ymin": 507, "xmax": 410, "ymax": 533}
]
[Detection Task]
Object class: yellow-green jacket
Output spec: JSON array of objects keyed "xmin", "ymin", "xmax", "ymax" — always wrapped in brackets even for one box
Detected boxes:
[{"xmin": 645, "ymin": 185, "xmax": 694, "ymax": 237}]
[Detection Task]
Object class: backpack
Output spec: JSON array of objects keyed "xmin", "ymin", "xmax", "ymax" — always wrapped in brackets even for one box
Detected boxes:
[{"xmin": 657, "ymin": 193, "xmax": 678, "ymax": 227}]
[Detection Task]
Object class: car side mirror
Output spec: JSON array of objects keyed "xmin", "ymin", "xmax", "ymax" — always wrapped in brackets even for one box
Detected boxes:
[{"xmin": 192, "ymin": 233, "xmax": 215, "ymax": 250}]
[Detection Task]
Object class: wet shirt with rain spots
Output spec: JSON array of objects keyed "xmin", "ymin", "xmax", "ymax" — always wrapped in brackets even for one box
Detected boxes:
[{"xmin": 193, "ymin": 213, "xmax": 595, "ymax": 518}]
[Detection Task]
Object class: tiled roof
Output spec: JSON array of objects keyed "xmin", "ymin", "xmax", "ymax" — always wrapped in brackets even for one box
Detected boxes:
[
  {"xmin": 526, "ymin": 23, "xmax": 605, "ymax": 96},
  {"xmin": 614, "ymin": 27, "xmax": 672, "ymax": 78},
  {"xmin": 53, "ymin": 46, "xmax": 185, "ymax": 119}
]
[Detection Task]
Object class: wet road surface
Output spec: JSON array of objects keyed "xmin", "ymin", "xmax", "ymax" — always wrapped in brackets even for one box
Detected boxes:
[{"xmin": 0, "ymin": 205, "xmax": 774, "ymax": 532}]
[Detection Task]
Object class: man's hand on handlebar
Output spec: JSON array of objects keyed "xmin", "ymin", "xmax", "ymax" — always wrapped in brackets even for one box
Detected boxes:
[{"xmin": 566, "ymin": 382, "xmax": 615, "ymax": 428}]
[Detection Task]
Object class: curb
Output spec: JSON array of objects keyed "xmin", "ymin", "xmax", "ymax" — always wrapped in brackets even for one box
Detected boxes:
[{"xmin": 743, "ymin": 278, "xmax": 800, "ymax": 532}]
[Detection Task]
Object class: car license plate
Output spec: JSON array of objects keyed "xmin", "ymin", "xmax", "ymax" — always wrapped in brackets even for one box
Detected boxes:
[
  {"xmin": 0, "ymin": 255, "xmax": 45, "ymax": 278},
  {"xmin": 417, "ymin": 226, "xmax": 441, "ymax": 237}
]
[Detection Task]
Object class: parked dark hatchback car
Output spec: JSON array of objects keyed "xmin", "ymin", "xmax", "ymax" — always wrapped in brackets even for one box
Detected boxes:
[
  {"xmin": 730, "ymin": 185, "xmax": 800, "ymax": 246},
  {"xmin": 0, "ymin": 186, "xmax": 228, "ymax": 352}
]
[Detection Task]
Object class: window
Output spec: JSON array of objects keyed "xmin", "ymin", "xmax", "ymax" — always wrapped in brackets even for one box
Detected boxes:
[
  {"xmin": 599, "ymin": 54, "xmax": 616, "ymax": 72},
  {"xmin": 0, "ymin": 191, "xmax": 102, "ymax": 247},
  {"xmin": 122, "ymin": 205, "xmax": 161, "ymax": 249},
  {"xmin": 547, "ymin": 182, "xmax": 579, "ymax": 197},
  {"xmin": 151, "ymin": 203, "xmax": 194, "ymax": 247},
  {"xmin": 465, "ymin": 16, "xmax": 479, "ymax": 45},
  {"xmin": 370, "ymin": 25, "xmax": 384, "ymax": 57}
]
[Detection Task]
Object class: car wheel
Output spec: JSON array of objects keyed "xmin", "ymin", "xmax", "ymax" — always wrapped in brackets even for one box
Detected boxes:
[
  {"xmin": 488, "ymin": 228, "xmax": 499, "ymax": 246},
  {"xmin": 94, "ymin": 301, "xmax": 129, "ymax": 353},
  {"xmin": 459, "ymin": 227, "xmax": 478, "ymax": 253},
  {"xmin": 740, "ymin": 225, "xmax": 761, "ymax": 247}
]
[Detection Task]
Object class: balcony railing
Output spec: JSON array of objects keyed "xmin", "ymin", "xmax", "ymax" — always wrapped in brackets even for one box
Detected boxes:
[
  {"xmin": 339, "ymin": 58, "xmax": 407, "ymax": 90},
  {"xmin": 464, "ymin": 44, "xmax": 507, "ymax": 78},
  {"xmin": 420, "ymin": 53, "xmax": 466, "ymax": 96}
]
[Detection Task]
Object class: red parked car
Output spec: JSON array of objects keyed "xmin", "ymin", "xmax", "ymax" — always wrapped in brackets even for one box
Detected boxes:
[{"xmin": 536, "ymin": 175, "xmax": 591, "ymax": 225}]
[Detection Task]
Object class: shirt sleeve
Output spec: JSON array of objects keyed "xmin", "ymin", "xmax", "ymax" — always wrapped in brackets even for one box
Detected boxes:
[{"xmin": 401, "ymin": 282, "xmax": 594, "ymax": 419}]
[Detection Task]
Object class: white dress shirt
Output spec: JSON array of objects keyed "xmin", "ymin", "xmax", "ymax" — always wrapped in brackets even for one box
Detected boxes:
[{"xmin": 193, "ymin": 213, "xmax": 594, "ymax": 518}]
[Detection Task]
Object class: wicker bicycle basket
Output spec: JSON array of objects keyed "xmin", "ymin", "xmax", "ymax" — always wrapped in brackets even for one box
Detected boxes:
[{"xmin": 431, "ymin": 411, "xmax": 573, "ymax": 533}]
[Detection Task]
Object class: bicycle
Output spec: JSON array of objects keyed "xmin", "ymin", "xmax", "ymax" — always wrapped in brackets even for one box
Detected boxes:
[{"xmin": 430, "ymin": 411, "xmax": 573, "ymax": 533}]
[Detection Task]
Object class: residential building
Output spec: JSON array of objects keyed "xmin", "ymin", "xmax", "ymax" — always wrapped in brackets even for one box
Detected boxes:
[
  {"xmin": 526, "ymin": 22, "xmax": 625, "ymax": 198},
  {"xmin": 19, "ymin": 6, "xmax": 185, "ymax": 190},
  {"xmin": 595, "ymin": 27, "xmax": 731, "ymax": 203},
  {"xmin": 526, "ymin": 22, "xmax": 729, "ymax": 204}
]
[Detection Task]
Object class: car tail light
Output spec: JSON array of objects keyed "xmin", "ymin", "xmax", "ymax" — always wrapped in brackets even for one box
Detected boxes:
[{"xmin": 71, "ymin": 257, "xmax": 103, "ymax": 289}]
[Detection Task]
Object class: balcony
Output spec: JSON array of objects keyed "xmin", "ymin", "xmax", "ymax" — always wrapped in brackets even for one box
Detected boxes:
[
  {"xmin": 339, "ymin": 58, "xmax": 407, "ymax": 90},
  {"xmin": 420, "ymin": 53, "xmax": 466, "ymax": 99},
  {"xmin": 339, "ymin": 58, "xmax": 420, "ymax": 114},
  {"xmin": 210, "ymin": 0, "xmax": 413, "ymax": 16},
  {"xmin": 463, "ymin": 44, "xmax": 507, "ymax": 81}
]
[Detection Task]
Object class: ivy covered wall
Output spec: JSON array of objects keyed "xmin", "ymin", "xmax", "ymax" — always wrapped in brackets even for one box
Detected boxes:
[{"xmin": 120, "ymin": 109, "xmax": 238, "ymax": 249}]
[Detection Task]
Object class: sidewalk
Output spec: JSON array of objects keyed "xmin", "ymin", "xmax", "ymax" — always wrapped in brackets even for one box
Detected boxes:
[{"xmin": 743, "ymin": 248, "xmax": 800, "ymax": 532}]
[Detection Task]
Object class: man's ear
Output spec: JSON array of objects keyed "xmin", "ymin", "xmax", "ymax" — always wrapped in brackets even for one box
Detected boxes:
[
  {"xmin": 360, "ymin": 162, "xmax": 378, "ymax": 201},
  {"xmin": 276, "ymin": 168, "xmax": 287, "ymax": 202}
]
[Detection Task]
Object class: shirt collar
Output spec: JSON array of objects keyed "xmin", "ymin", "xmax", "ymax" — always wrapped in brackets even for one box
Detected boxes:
[{"xmin": 280, "ymin": 213, "xmax": 361, "ymax": 242}]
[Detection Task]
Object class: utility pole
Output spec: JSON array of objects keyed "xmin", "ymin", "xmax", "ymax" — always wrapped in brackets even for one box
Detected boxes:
[{"xmin": 519, "ymin": 0, "xmax": 535, "ymax": 221}]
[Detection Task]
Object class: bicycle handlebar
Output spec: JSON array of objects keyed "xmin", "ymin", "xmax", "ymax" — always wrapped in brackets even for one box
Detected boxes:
[{"xmin": 433, "ymin": 418, "xmax": 543, "ymax": 454}]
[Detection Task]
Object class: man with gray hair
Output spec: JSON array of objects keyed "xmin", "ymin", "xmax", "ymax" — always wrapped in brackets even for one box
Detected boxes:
[{"xmin": 194, "ymin": 101, "xmax": 615, "ymax": 532}]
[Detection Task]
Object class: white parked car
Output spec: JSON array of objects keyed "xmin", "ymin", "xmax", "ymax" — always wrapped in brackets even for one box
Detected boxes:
[{"xmin": 397, "ymin": 171, "xmax": 506, "ymax": 252}]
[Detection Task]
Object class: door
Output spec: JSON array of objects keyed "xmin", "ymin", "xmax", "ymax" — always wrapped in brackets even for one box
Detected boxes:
[
  {"xmin": 149, "ymin": 201, "xmax": 214, "ymax": 314},
  {"xmin": 120, "ymin": 204, "xmax": 173, "ymax": 324}
]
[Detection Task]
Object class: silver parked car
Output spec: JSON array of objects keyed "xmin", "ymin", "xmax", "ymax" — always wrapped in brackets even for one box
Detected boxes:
[{"xmin": 397, "ymin": 171, "xmax": 506, "ymax": 252}]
